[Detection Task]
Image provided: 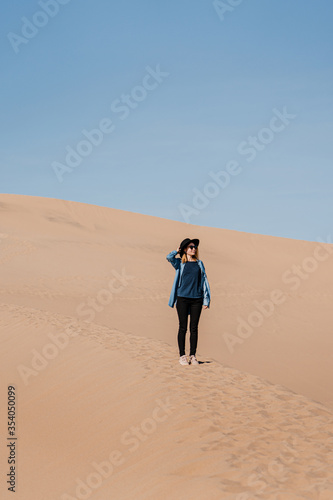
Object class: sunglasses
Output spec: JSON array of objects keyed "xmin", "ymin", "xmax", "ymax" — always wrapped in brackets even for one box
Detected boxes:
[{"xmin": 188, "ymin": 245, "xmax": 197, "ymax": 250}]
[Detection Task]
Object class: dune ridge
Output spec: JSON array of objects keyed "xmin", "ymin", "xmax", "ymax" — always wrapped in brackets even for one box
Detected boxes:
[{"xmin": 1, "ymin": 193, "xmax": 333, "ymax": 498}]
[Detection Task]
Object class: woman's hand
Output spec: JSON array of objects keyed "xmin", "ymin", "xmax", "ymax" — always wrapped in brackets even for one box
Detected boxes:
[
  {"xmin": 203, "ymin": 305, "xmax": 208, "ymax": 309},
  {"xmin": 176, "ymin": 246, "xmax": 181, "ymax": 254}
]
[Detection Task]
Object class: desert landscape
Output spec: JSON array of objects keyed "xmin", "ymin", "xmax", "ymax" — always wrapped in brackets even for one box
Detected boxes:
[{"xmin": 1, "ymin": 193, "xmax": 333, "ymax": 499}]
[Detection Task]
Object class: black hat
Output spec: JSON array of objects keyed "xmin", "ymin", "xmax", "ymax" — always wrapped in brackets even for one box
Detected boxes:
[{"xmin": 179, "ymin": 238, "xmax": 199, "ymax": 257}]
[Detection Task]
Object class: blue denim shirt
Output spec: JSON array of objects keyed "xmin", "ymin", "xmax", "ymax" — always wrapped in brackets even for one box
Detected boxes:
[{"xmin": 166, "ymin": 250, "xmax": 211, "ymax": 308}]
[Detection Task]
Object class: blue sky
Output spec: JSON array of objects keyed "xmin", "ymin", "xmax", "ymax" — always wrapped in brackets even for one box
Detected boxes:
[{"xmin": 1, "ymin": 0, "xmax": 332, "ymax": 242}]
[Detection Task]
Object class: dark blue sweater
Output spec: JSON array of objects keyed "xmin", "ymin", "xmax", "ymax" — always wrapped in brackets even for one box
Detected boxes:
[{"xmin": 177, "ymin": 261, "xmax": 203, "ymax": 299}]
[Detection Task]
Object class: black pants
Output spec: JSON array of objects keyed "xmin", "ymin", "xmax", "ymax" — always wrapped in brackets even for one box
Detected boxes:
[{"xmin": 176, "ymin": 296, "xmax": 203, "ymax": 356}]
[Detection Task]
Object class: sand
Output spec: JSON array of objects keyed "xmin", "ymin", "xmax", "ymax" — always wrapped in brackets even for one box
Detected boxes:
[{"xmin": 0, "ymin": 193, "xmax": 333, "ymax": 499}]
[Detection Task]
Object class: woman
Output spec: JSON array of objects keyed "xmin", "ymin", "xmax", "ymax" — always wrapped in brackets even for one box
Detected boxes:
[{"xmin": 166, "ymin": 238, "xmax": 211, "ymax": 365}]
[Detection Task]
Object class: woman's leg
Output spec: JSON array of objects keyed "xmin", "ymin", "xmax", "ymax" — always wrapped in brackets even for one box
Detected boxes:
[
  {"xmin": 189, "ymin": 297, "xmax": 203, "ymax": 356},
  {"xmin": 176, "ymin": 296, "xmax": 189, "ymax": 356}
]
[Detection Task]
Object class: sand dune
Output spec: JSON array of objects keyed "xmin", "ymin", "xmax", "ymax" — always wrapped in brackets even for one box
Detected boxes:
[{"xmin": 1, "ymin": 193, "xmax": 333, "ymax": 499}]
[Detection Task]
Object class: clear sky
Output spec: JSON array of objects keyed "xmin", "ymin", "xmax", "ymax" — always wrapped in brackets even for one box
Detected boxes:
[{"xmin": 1, "ymin": 0, "xmax": 332, "ymax": 242}]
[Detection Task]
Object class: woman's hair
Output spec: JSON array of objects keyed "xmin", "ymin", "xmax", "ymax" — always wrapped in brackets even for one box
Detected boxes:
[{"xmin": 181, "ymin": 246, "xmax": 199, "ymax": 263}]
